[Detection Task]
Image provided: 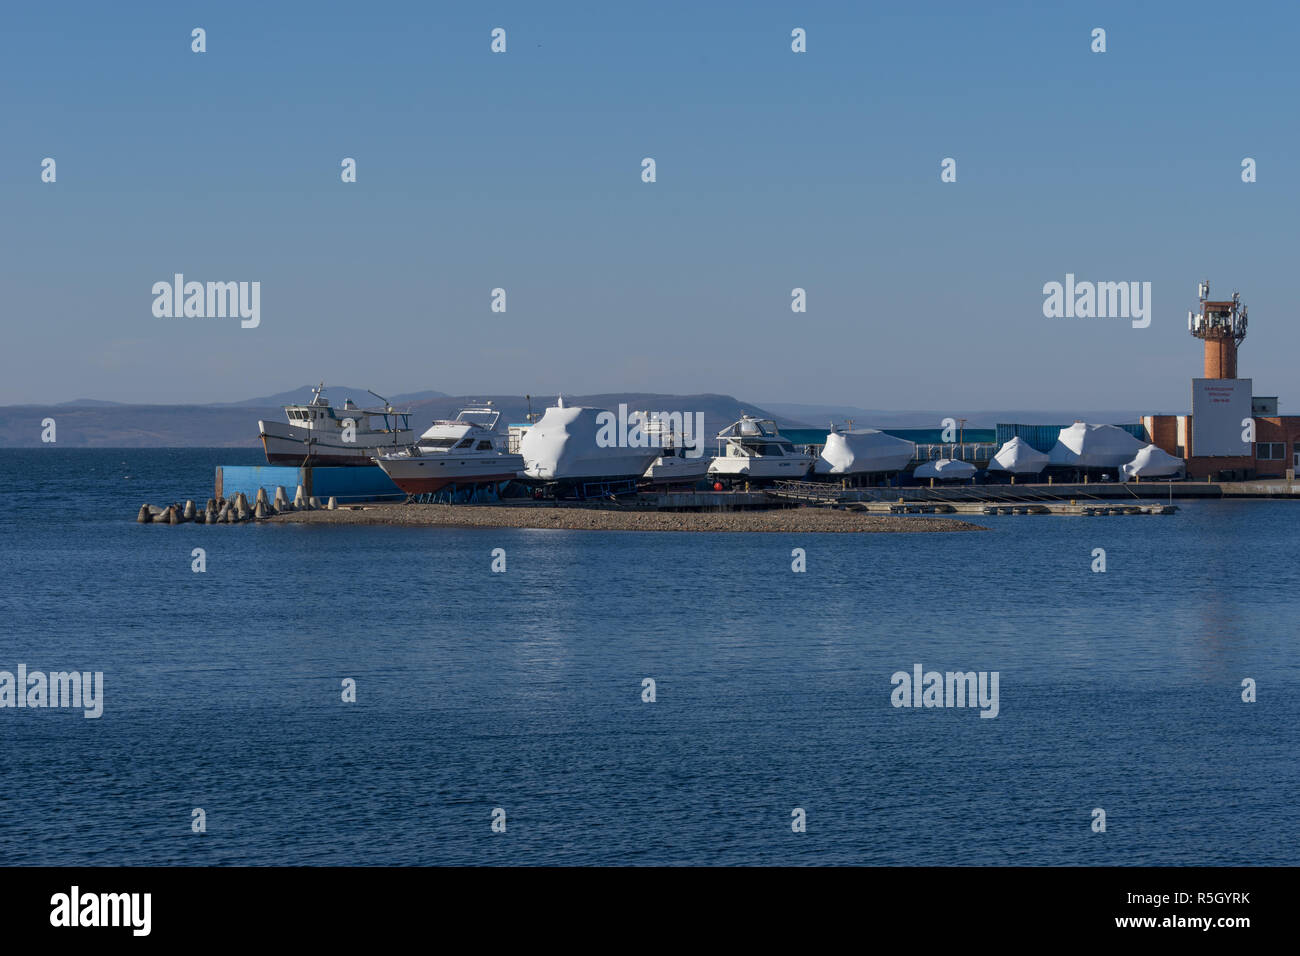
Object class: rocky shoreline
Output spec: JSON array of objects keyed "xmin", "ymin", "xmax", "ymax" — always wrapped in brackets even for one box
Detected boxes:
[{"xmin": 271, "ymin": 503, "xmax": 986, "ymax": 533}]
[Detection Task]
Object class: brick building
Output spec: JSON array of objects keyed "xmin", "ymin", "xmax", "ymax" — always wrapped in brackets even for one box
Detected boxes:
[{"xmin": 1144, "ymin": 282, "xmax": 1300, "ymax": 479}]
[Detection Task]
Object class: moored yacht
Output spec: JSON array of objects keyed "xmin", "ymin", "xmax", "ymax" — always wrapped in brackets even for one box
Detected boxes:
[
  {"xmin": 259, "ymin": 383, "xmax": 414, "ymax": 465},
  {"xmin": 374, "ymin": 404, "xmax": 524, "ymax": 495},
  {"xmin": 707, "ymin": 415, "xmax": 814, "ymax": 481}
]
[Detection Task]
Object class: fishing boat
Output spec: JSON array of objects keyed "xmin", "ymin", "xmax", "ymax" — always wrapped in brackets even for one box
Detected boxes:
[{"xmin": 258, "ymin": 383, "xmax": 414, "ymax": 465}]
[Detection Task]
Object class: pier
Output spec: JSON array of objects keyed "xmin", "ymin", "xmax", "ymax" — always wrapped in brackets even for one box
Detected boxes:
[
  {"xmin": 762, "ymin": 481, "xmax": 1182, "ymax": 515},
  {"xmin": 138, "ymin": 472, "xmax": 1300, "ymax": 528}
]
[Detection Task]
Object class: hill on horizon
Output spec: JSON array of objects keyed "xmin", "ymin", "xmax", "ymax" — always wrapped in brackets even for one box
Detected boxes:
[
  {"xmin": 204, "ymin": 385, "xmax": 449, "ymax": 408},
  {"xmin": 760, "ymin": 402, "xmax": 1147, "ymax": 429},
  {"xmin": 0, "ymin": 392, "xmax": 797, "ymax": 448}
]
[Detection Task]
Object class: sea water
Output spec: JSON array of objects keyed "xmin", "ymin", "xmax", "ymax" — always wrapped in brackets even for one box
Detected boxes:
[{"xmin": 0, "ymin": 449, "xmax": 1296, "ymax": 865}]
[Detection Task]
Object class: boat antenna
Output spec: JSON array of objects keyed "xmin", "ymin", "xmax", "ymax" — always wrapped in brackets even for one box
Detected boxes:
[{"xmin": 366, "ymin": 389, "xmax": 402, "ymax": 452}]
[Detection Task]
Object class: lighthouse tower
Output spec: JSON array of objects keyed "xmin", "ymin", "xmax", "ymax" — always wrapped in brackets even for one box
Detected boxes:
[{"xmin": 1188, "ymin": 279, "xmax": 1247, "ymax": 379}]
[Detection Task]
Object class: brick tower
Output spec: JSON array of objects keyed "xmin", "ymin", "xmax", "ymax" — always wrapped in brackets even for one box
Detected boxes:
[{"xmin": 1189, "ymin": 279, "xmax": 1247, "ymax": 378}]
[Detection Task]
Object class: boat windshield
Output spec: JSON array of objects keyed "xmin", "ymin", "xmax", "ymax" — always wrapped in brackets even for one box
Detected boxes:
[
  {"xmin": 742, "ymin": 440, "xmax": 783, "ymax": 456},
  {"xmin": 455, "ymin": 408, "xmax": 499, "ymax": 429},
  {"xmin": 418, "ymin": 437, "xmax": 458, "ymax": 449}
]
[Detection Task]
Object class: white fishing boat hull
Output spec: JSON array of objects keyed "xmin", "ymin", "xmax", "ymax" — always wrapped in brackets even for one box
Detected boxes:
[{"xmin": 259, "ymin": 420, "xmax": 413, "ymax": 465}]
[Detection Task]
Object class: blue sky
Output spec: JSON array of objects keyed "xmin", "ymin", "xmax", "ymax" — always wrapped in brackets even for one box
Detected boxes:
[{"xmin": 1, "ymin": 1, "xmax": 1296, "ymax": 411}]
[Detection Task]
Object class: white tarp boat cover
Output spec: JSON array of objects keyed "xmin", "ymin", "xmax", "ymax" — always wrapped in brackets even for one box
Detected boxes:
[
  {"xmin": 518, "ymin": 400, "xmax": 658, "ymax": 481},
  {"xmin": 988, "ymin": 436, "xmax": 1050, "ymax": 474},
  {"xmin": 914, "ymin": 458, "xmax": 977, "ymax": 480},
  {"xmin": 1047, "ymin": 423, "xmax": 1146, "ymax": 468},
  {"xmin": 1122, "ymin": 444, "xmax": 1185, "ymax": 478},
  {"xmin": 813, "ymin": 427, "xmax": 915, "ymax": 475}
]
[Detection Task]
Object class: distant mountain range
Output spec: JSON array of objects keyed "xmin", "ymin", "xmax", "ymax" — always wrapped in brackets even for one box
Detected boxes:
[
  {"xmin": 0, "ymin": 388, "xmax": 1146, "ymax": 448},
  {"xmin": 761, "ymin": 402, "xmax": 1146, "ymax": 429},
  {"xmin": 55, "ymin": 385, "xmax": 450, "ymax": 409},
  {"xmin": 0, "ymin": 390, "xmax": 791, "ymax": 448},
  {"xmin": 203, "ymin": 385, "xmax": 450, "ymax": 408}
]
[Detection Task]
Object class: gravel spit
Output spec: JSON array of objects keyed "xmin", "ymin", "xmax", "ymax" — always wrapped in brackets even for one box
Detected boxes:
[{"xmin": 272, "ymin": 503, "xmax": 986, "ymax": 533}]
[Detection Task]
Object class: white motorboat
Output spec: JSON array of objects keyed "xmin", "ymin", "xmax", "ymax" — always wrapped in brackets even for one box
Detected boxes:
[
  {"xmin": 707, "ymin": 415, "xmax": 814, "ymax": 481},
  {"xmin": 640, "ymin": 411, "xmax": 712, "ymax": 484},
  {"xmin": 374, "ymin": 404, "xmax": 523, "ymax": 495}
]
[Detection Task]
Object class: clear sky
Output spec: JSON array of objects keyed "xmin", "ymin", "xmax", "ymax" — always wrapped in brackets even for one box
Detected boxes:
[{"xmin": 1, "ymin": 1, "xmax": 1296, "ymax": 412}]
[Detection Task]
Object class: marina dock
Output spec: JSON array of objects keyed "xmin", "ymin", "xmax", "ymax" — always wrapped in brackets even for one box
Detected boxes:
[{"xmin": 136, "ymin": 466, "xmax": 1300, "ymax": 529}]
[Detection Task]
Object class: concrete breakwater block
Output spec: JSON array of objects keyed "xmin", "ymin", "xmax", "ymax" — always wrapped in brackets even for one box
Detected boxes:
[{"xmin": 136, "ymin": 499, "xmax": 268, "ymax": 524}]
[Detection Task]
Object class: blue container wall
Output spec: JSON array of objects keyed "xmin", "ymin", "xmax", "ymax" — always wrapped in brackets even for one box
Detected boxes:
[
  {"xmin": 884, "ymin": 427, "xmax": 997, "ymax": 444},
  {"xmin": 996, "ymin": 423, "xmax": 1151, "ymax": 452},
  {"xmin": 216, "ymin": 465, "xmax": 402, "ymax": 503}
]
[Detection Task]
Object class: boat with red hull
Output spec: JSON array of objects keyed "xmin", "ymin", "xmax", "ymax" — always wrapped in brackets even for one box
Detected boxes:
[{"xmin": 374, "ymin": 404, "xmax": 524, "ymax": 495}]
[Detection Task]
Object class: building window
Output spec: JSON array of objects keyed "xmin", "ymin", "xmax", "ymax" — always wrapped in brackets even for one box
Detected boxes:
[{"xmin": 1257, "ymin": 442, "xmax": 1284, "ymax": 460}]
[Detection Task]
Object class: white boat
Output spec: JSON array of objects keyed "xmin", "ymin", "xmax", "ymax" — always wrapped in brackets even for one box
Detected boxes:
[
  {"xmin": 1047, "ymin": 423, "xmax": 1146, "ymax": 469},
  {"xmin": 641, "ymin": 412, "xmax": 712, "ymax": 484},
  {"xmin": 374, "ymin": 404, "xmax": 524, "ymax": 495},
  {"xmin": 1122, "ymin": 444, "xmax": 1185, "ymax": 479},
  {"xmin": 259, "ymin": 383, "xmax": 414, "ymax": 465},
  {"xmin": 813, "ymin": 423, "xmax": 915, "ymax": 477},
  {"xmin": 519, "ymin": 398, "xmax": 661, "ymax": 490},
  {"xmin": 914, "ymin": 458, "xmax": 978, "ymax": 480},
  {"xmin": 707, "ymin": 415, "xmax": 814, "ymax": 481},
  {"xmin": 988, "ymin": 436, "xmax": 1050, "ymax": 475}
]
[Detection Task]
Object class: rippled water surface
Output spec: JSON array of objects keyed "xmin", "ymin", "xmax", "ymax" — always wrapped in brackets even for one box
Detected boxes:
[{"xmin": 1, "ymin": 449, "xmax": 1296, "ymax": 864}]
